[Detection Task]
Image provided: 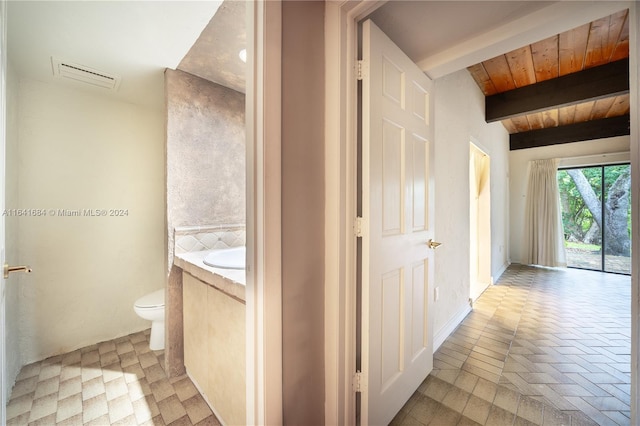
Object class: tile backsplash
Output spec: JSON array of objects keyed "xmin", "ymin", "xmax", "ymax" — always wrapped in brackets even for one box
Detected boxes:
[{"xmin": 174, "ymin": 224, "xmax": 245, "ymax": 254}]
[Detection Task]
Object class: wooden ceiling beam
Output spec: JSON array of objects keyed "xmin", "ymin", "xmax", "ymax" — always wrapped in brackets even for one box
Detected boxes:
[
  {"xmin": 486, "ymin": 58, "xmax": 629, "ymax": 122},
  {"xmin": 418, "ymin": 2, "xmax": 629, "ymax": 79},
  {"xmin": 509, "ymin": 114, "xmax": 630, "ymax": 150}
]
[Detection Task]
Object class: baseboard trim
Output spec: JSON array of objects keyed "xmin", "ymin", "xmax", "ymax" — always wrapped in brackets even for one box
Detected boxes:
[
  {"xmin": 494, "ymin": 261, "xmax": 510, "ymax": 282},
  {"xmin": 434, "ymin": 303, "xmax": 472, "ymax": 351}
]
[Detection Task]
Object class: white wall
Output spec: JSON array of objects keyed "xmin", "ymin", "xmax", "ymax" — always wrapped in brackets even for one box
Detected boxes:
[
  {"xmin": 509, "ymin": 136, "xmax": 630, "ymax": 264},
  {"xmin": 433, "ymin": 69, "xmax": 510, "ymax": 341},
  {"xmin": 16, "ymin": 78, "xmax": 165, "ymax": 363}
]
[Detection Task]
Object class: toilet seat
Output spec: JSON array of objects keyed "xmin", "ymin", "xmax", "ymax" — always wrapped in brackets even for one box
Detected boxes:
[
  {"xmin": 134, "ymin": 289, "xmax": 164, "ymax": 309},
  {"xmin": 133, "ymin": 288, "xmax": 165, "ymax": 351}
]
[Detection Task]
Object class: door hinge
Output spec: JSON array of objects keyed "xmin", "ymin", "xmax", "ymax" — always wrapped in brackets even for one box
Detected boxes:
[
  {"xmin": 357, "ymin": 60, "xmax": 364, "ymax": 81},
  {"xmin": 353, "ymin": 370, "xmax": 363, "ymax": 392},
  {"xmin": 355, "ymin": 216, "xmax": 364, "ymax": 237}
]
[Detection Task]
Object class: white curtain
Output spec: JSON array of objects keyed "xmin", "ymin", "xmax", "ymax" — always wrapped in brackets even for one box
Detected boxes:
[{"xmin": 524, "ymin": 158, "xmax": 567, "ymax": 267}]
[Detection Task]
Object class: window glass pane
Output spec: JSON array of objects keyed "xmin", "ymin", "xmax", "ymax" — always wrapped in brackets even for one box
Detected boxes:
[
  {"xmin": 558, "ymin": 164, "xmax": 631, "ymax": 275},
  {"xmin": 603, "ymin": 164, "xmax": 631, "ymax": 274},
  {"xmin": 558, "ymin": 167, "xmax": 602, "ymax": 271}
]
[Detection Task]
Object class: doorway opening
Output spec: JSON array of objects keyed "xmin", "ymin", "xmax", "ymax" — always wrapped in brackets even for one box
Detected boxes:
[
  {"xmin": 557, "ymin": 163, "xmax": 631, "ymax": 274},
  {"xmin": 469, "ymin": 142, "xmax": 491, "ymax": 301}
]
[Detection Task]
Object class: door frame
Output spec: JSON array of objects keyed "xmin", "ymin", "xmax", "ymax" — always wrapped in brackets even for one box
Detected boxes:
[
  {"xmin": 325, "ymin": 2, "xmax": 386, "ymax": 424},
  {"xmin": 325, "ymin": 1, "xmax": 640, "ymax": 425},
  {"xmin": 245, "ymin": 1, "xmax": 283, "ymax": 425},
  {"xmin": 469, "ymin": 139, "xmax": 492, "ymax": 302}
]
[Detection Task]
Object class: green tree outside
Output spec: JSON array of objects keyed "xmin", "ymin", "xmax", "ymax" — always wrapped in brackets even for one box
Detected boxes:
[{"xmin": 557, "ymin": 164, "xmax": 631, "ymax": 257}]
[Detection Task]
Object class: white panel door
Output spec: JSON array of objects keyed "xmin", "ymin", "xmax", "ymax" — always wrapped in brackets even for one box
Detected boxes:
[{"xmin": 361, "ymin": 19, "xmax": 435, "ymax": 426}]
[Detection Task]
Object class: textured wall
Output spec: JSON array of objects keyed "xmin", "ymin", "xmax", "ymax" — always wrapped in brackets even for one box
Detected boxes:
[
  {"xmin": 165, "ymin": 69, "xmax": 245, "ymax": 377},
  {"xmin": 281, "ymin": 2, "xmax": 325, "ymax": 424},
  {"xmin": 433, "ymin": 69, "xmax": 510, "ymax": 339},
  {"xmin": 178, "ymin": 1, "xmax": 246, "ymax": 94},
  {"xmin": 165, "ymin": 69, "xmax": 246, "ymax": 267},
  {"xmin": 16, "ymin": 78, "xmax": 165, "ymax": 363}
]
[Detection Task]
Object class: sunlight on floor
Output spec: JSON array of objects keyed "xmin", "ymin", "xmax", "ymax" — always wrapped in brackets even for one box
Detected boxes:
[{"xmin": 6, "ymin": 329, "xmax": 220, "ymax": 425}]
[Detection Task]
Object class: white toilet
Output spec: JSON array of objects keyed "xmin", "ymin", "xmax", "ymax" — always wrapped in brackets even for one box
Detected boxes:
[{"xmin": 133, "ymin": 289, "xmax": 165, "ymax": 350}]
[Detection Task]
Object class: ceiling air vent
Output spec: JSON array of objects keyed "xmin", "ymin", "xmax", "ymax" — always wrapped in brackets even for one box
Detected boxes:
[{"xmin": 51, "ymin": 58, "xmax": 121, "ymax": 91}]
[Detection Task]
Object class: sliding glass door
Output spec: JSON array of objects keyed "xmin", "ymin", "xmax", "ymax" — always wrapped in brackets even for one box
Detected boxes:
[{"xmin": 557, "ymin": 164, "xmax": 631, "ymax": 274}]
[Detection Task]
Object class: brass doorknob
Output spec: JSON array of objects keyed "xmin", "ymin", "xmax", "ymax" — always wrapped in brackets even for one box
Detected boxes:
[
  {"xmin": 4, "ymin": 264, "xmax": 33, "ymax": 279},
  {"xmin": 427, "ymin": 239, "xmax": 442, "ymax": 249}
]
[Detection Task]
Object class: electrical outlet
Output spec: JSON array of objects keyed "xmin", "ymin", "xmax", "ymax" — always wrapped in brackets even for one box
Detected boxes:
[{"xmin": 434, "ymin": 287, "xmax": 440, "ymax": 302}]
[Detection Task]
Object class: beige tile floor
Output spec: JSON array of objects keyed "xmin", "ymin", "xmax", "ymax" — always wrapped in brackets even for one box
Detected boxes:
[
  {"xmin": 6, "ymin": 264, "xmax": 631, "ymax": 426},
  {"xmin": 6, "ymin": 329, "xmax": 220, "ymax": 425},
  {"xmin": 391, "ymin": 264, "xmax": 631, "ymax": 426}
]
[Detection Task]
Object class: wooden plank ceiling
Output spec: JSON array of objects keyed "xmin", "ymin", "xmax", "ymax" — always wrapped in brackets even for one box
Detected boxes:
[{"xmin": 467, "ymin": 9, "xmax": 630, "ymax": 136}]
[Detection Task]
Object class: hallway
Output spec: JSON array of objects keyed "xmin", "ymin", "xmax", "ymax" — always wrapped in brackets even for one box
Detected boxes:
[{"xmin": 391, "ymin": 264, "xmax": 630, "ymax": 426}]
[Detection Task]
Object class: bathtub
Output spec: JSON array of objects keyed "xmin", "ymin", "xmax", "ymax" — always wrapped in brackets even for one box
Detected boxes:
[{"xmin": 203, "ymin": 246, "xmax": 246, "ymax": 270}]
